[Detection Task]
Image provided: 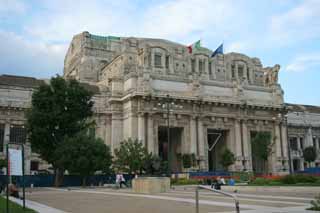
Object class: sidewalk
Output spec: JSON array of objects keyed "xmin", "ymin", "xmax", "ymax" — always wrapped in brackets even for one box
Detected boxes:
[{"xmin": 9, "ymin": 196, "xmax": 67, "ymax": 213}]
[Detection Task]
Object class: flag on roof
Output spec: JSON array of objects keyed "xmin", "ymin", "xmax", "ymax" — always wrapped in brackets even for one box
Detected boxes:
[
  {"xmin": 187, "ymin": 40, "xmax": 201, "ymax": 53},
  {"xmin": 211, "ymin": 43, "xmax": 223, "ymax": 57}
]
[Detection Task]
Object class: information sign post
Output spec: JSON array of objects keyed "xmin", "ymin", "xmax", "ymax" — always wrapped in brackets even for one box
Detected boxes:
[{"xmin": 6, "ymin": 143, "xmax": 26, "ymax": 212}]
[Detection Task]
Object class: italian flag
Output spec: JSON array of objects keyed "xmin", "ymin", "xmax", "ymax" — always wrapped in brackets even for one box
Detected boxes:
[{"xmin": 187, "ymin": 40, "xmax": 201, "ymax": 53}]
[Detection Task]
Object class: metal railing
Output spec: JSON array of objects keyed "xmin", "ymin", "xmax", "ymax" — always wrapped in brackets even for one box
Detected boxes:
[{"xmin": 195, "ymin": 185, "xmax": 240, "ymax": 213}]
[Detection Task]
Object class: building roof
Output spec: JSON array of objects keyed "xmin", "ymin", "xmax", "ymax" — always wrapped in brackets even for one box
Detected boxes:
[
  {"xmin": 0, "ymin": 74, "xmax": 44, "ymax": 88},
  {"xmin": 286, "ymin": 103, "xmax": 320, "ymax": 114}
]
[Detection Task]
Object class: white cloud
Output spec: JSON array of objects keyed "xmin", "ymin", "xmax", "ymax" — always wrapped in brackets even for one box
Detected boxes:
[
  {"xmin": 286, "ymin": 53, "xmax": 320, "ymax": 72},
  {"xmin": 225, "ymin": 41, "xmax": 250, "ymax": 53},
  {"xmin": 270, "ymin": 0, "xmax": 320, "ymax": 44},
  {"xmin": 0, "ymin": 30, "xmax": 67, "ymax": 78},
  {"xmin": 24, "ymin": 0, "xmax": 139, "ymax": 43},
  {"xmin": 139, "ymin": 0, "xmax": 247, "ymax": 43},
  {"xmin": 0, "ymin": 0, "xmax": 26, "ymax": 14}
]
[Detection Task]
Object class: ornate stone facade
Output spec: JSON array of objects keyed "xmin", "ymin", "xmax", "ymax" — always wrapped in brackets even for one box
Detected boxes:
[
  {"xmin": 63, "ymin": 32, "xmax": 289, "ymax": 173},
  {"xmin": 1, "ymin": 31, "xmax": 319, "ymax": 174}
]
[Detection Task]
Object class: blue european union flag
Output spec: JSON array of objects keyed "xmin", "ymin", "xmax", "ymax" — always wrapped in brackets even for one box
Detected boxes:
[{"xmin": 211, "ymin": 44, "xmax": 223, "ymax": 57}]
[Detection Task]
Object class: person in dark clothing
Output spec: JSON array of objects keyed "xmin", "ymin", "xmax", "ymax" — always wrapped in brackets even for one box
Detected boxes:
[{"xmin": 8, "ymin": 181, "xmax": 20, "ymax": 198}]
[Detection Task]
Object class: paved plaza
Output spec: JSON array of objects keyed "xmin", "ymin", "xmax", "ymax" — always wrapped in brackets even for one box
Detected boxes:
[{"xmin": 18, "ymin": 186, "xmax": 319, "ymax": 213}]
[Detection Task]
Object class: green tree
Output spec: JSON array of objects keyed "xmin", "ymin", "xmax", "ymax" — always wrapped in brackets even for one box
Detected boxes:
[
  {"xmin": 251, "ymin": 132, "xmax": 273, "ymax": 174},
  {"xmin": 143, "ymin": 154, "xmax": 162, "ymax": 175},
  {"xmin": 303, "ymin": 146, "xmax": 317, "ymax": 168},
  {"xmin": 55, "ymin": 133, "xmax": 112, "ymax": 186},
  {"xmin": 220, "ymin": 148, "xmax": 236, "ymax": 170},
  {"xmin": 26, "ymin": 76, "xmax": 94, "ymax": 186},
  {"xmin": 0, "ymin": 158, "xmax": 7, "ymax": 169},
  {"xmin": 113, "ymin": 138, "xmax": 148, "ymax": 174}
]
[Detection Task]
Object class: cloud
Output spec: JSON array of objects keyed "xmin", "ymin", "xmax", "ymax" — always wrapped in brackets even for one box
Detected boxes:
[
  {"xmin": 0, "ymin": 0, "xmax": 26, "ymax": 14},
  {"xmin": 225, "ymin": 41, "xmax": 250, "ymax": 53},
  {"xmin": 285, "ymin": 53, "xmax": 320, "ymax": 72},
  {"xmin": 270, "ymin": 0, "xmax": 320, "ymax": 44},
  {"xmin": 24, "ymin": 0, "xmax": 139, "ymax": 43},
  {"xmin": 0, "ymin": 30, "xmax": 67, "ymax": 78}
]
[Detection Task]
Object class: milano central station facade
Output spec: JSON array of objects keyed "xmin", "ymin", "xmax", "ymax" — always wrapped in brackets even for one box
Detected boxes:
[{"xmin": 63, "ymin": 32, "xmax": 290, "ymax": 174}]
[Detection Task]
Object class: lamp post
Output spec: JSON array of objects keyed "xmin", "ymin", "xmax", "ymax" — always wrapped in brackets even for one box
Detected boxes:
[{"xmin": 155, "ymin": 94, "xmax": 183, "ymax": 176}]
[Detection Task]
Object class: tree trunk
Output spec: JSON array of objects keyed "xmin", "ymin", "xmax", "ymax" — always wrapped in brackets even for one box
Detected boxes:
[{"xmin": 54, "ymin": 168, "xmax": 64, "ymax": 187}]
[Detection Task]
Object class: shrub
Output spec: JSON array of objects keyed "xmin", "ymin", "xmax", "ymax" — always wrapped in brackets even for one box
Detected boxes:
[
  {"xmin": 171, "ymin": 178, "xmax": 200, "ymax": 185},
  {"xmin": 280, "ymin": 174, "xmax": 318, "ymax": 184},
  {"xmin": 250, "ymin": 177, "xmax": 271, "ymax": 185},
  {"xmin": 280, "ymin": 175, "xmax": 297, "ymax": 184}
]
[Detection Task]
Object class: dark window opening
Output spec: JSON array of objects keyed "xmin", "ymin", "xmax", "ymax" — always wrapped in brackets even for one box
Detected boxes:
[
  {"xmin": 10, "ymin": 125, "xmax": 27, "ymax": 144},
  {"xmin": 165, "ymin": 56, "xmax": 169, "ymax": 69},
  {"xmin": 154, "ymin": 53, "xmax": 162, "ymax": 67},
  {"xmin": 0, "ymin": 124, "xmax": 4, "ymax": 152}
]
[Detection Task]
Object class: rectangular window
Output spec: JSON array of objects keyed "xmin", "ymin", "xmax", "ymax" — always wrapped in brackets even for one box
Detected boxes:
[
  {"xmin": 290, "ymin": 138, "xmax": 298, "ymax": 151},
  {"xmin": 208, "ymin": 62, "xmax": 212, "ymax": 75},
  {"xmin": 313, "ymin": 138, "xmax": 316, "ymax": 147},
  {"xmin": 199, "ymin": 60, "xmax": 203, "ymax": 73},
  {"xmin": 154, "ymin": 53, "xmax": 162, "ymax": 67},
  {"xmin": 10, "ymin": 125, "xmax": 27, "ymax": 144},
  {"xmin": 30, "ymin": 161, "xmax": 39, "ymax": 171},
  {"xmin": 165, "ymin": 56, "xmax": 169, "ymax": 69},
  {"xmin": 191, "ymin": 59, "xmax": 195, "ymax": 72},
  {"xmin": 231, "ymin": 65, "xmax": 235, "ymax": 78},
  {"xmin": 0, "ymin": 124, "xmax": 4, "ymax": 152}
]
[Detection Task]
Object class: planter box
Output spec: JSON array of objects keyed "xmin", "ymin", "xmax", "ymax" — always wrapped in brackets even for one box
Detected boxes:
[{"xmin": 132, "ymin": 177, "xmax": 170, "ymax": 194}]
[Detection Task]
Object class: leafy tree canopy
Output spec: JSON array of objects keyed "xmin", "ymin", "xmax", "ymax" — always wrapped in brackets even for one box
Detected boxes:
[
  {"xmin": 113, "ymin": 138, "xmax": 148, "ymax": 174},
  {"xmin": 220, "ymin": 148, "xmax": 236, "ymax": 170},
  {"xmin": 0, "ymin": 158, "xmax": 7, "ymax": 169},
  {"xmin": 303, "ymin": 146, "xmax": 317, "ymax": 164},
  {"xmin": 251, "ymin": 132, "xmax": 273, "ymax": 161},
  {"xmin": 55, "ymin": 133, "xmax": 112, "ymax": 183},
  {"xmin": 26, "ymin": 76, "xmax": 94, "ymax": 167}
]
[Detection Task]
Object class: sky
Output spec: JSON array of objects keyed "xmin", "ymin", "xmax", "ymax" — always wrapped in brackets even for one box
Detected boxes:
[{"xmin": 0, "ymin": 0, "xmax": 319, "ymax": 105}]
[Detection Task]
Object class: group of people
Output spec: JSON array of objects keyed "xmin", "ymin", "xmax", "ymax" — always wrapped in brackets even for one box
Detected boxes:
[{"xmin": 211, "ymin": 176, "xmax": 226, "ymax": 190}]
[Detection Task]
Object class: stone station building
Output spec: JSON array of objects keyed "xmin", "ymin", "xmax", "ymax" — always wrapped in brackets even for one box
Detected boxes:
[{"xmin": 1, "ymin": 31, "xmax": 319, "ymax": 174}]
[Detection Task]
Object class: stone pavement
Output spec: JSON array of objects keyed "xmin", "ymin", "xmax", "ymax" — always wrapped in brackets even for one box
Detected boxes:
[{"xmin": 22, "ymin": 186, "xmax": 318, "ymax": 213}]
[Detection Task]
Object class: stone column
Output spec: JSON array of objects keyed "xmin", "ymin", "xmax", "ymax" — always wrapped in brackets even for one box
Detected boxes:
[
  {"xmin": 242, "ymin": 120, "xmax": 251, "ymax": 171},
  {"xmin": 195, "ymin": 58, "xmax": 199, "ymax": 74},
  {"xmin": 306, "ymin": 127, "xmax": 313, "ymax": 147},
  {"xmin": 234, "ymin": 119, "xmax": 243, "ymax": 171},
  {"xmin": 281, "ymin": 124, "xmax": 288, "ymax": 158},
  {"xmin": 197, "ymin": 118, "xmax": 206, "ymax": 170},
  {"xmin": 316, "ymin": 137, "xmax": 319, "ymax": 151},
  {"xmin": 147, "ymin": 113, "xmax": 155, "ymax": 154},
  {"xmin": 105, "ymin": 116, "xmax": 112, "ymax": 147},
  {"xmin": 273, "ymin": 122, "xmax": 282, "ymax": 172},
  {"xmin": 190, "ymin": 116, "xmax": 197, "ymax": 154},
  {"xmin": 299, "ymin": 159, "xmax": 305, "ymax": 171},
  {"xmin": 111, "ymin": 113, "xmax": 123, "ymax": 155},
  {"xmin": 281, "ymin": 124, "xmax": 289, "ymax": 171},
  {"xmin": 138, "ymin": 113, "xmax": 145, "ymax": 146},
  {"xmin": 297, "ymin": 137, "xmax": 301, "ymax": 150}
]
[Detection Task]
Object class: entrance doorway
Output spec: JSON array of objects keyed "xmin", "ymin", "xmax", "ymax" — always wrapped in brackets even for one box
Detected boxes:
[
  {"xmin": 158, "ymin": 126, "xmax": 183, "ymax": 173},
  {"xmin": 207, "ymin": 129, "xmax": 227, "ymax": 171}
]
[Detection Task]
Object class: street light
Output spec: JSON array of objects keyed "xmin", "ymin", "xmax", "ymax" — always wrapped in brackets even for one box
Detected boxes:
[{"xmin": 154, "ymin": 94, "xmax": 183, "ymax": 176}]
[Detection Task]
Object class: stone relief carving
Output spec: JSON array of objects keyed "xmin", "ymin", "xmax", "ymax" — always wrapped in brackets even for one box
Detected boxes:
[{"xmin": 263, "ymin": 64, "xmax": 280, "ymax": 86}]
